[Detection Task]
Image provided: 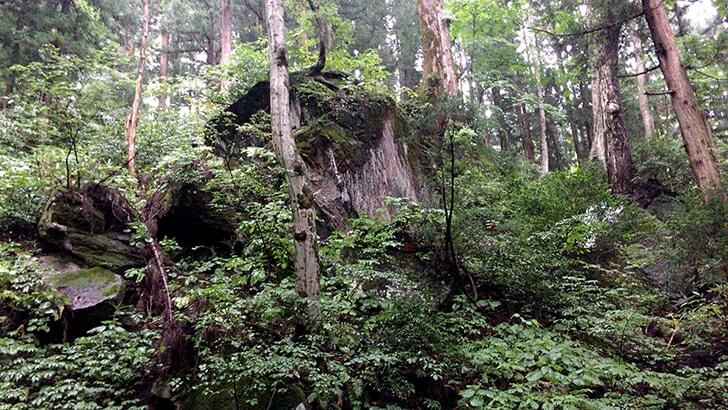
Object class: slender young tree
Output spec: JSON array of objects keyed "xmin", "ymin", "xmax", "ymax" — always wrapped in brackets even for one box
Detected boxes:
[
  {"xmin": 265, "ymin": 0, "xmax": 321, "ymax": 319},
  {"xmin": 416, "ymin": 0, "xmax": 458, "ymax": 96},
  {"xmin": 158, "ymin": 29, "xmax": 170, "ymax": 110},
  {"xmin": 632, "ymin": 25, "xmax": 655, "ymax": 138},
  {"xmin": 219, "ymin": 0, "xmax": 232, "ymax": 89},
  {"xmin": 532, "ymin": 35, "xmax": 549, "ymax": 176},
  {"xmin": 642, "ymin": 0, "xmax": 722, "ymax": 196},
  {"xmin": 125, "ymin": 0, "xmax": 151, "ymax": 177}
]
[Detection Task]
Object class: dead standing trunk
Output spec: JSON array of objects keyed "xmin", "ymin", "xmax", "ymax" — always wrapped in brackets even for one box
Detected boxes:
[
  {"xmin": 589, "ymin": 75, "xmax": 607, "ymax": 168},
  {"xmin": 265, "ymin": 0, "xmax": 321, "ymax": 320},
  {"xmin": 416, "ymin": 0, "xmax": 458, "ymax": 96},
  {"xmin": 632, "ymin": 27, "xmax": 655, "ymax": 138},
  {"xmin": 125, "ymin": 0, "xmax": 151, "ymax": 178},
  {"xmin": 642, "ymin": 0, "xmax": 722, "ymax": 196}
]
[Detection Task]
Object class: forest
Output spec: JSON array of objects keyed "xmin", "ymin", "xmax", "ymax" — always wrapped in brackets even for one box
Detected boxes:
[{"xmin": 0, "ymin": 0, "xmax": 727, "ymax": 408}]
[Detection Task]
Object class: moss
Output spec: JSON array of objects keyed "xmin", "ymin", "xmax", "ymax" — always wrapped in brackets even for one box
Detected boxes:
[
  {"xmin": 48, "ymin": 266, "xmax": 125, "ymax": 307},
  {"xmin": 66, "ymin": 231, "xmax": 141, "ymax": 272},
  {"xmin": 293, "ymin": 80, "xmax": 336, "ymax": 112},
  {"xmin": 51, "ymin": 267, "xmax": 116, "ymax": 288}
]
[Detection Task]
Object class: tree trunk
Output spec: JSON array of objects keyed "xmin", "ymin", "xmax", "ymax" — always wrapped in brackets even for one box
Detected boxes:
[
  {"xmin": 643, "ymin": 0, "xmax": 722, "ymax": 195},
  {"xmin": 570, "ymin": 119, "xmax": 585, "ymax": 163},
  {"xmin": 589, "ymin": 76, "xmax": 607, "ymax": 168},
  {"xmin": 594, "ymin": 24, "xmax": 635, "ymax": 195},
  {"xmin": 579, "ymin": 79, "xmax": 594, "ymax": 152},
  {"xmin": 416, "ymin": 0, "xmax": 458, "ymax": 96},
  {"xmin": 516, "ymin": 102, "xmax": 535, "ymax": 162},
  {"xmin": 492, "ymin": 86, "xmax": 510, "ymax": 152},
  {"xmin": 546, "ymin": 113, "xmax": 564, "ymax": 171},
  {"xmin": 158, "ymin": 30, "xmax": 170, "ymax": 110},
  {"xmin": 60, "ymin": 0, "xmax": 73, "ymax": 13},
  {"xmin": 220, "ymin": 0, "xmax": 232, "ymax": 89},
  {"xmin": 537, "ymin": 84, "xmax": 548, "ymax": 176},
  {"xmin": 265, "ymin": 0, "xmax": 321, "ymax": 320},
  {"xmin": 632, "ymin": 27, "xmax": 655, "ymax": 138},
  {"xmin": 125, "ymin": 0, "xmax": 151, "ymax": 178}
]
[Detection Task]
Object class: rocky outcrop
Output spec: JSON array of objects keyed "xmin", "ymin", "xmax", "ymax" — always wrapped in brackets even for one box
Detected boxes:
[
  {"xmin": 211, "ymin": 78, "xmax": 421, "ymax": 230},
  {"xmin": 37, "ymin": 184, "xmax": 143, "ymax": 272}
]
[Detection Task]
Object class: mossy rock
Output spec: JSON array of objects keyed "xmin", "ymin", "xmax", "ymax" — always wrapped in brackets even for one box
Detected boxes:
[
  {"xmin": 38, "ymin": 184, "xmax": 143, "ymax": 273},
  {"xmin": 48, "ymin": 267, "xmax": 125, "ymax": 311}
]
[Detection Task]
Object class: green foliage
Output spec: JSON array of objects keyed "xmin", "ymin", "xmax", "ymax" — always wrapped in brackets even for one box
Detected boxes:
[{"xmin": 0, "ymin": 244, "xmax": 157, "ymax": 409}]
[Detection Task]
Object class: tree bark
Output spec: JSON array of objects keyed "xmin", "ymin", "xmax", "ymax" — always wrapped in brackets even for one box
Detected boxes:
[
  {"xmin": 492, "ymin": 86, "xmax": 510, "ymax": 152},
  {"xmin": 594, "ymin": 24, "xmax": 635, "ymax": 195},
  {"xmin": 158, "ymin": 30, "xmax": 170, "ymax": 110},
  {"xmin": 632, "ymin": 27, "xmax": 655, "ymax": 138},
  {"xmin": 265, "ymin": 0, "xmax": 321, "ymax": 320},
  {"xmin": 643, "ymin": 0, "xmax": 722, "ymax": 195},
  {"xmin": 220, "ymin": 0, "xmax": 233, "ymax": 89},
  {"xmin": 516, "ymin": 102, "xmax": 535, "ymax": 162},
  {"xmin": 589, "ymin": 76, "xmax": 606, "ymax": 168},
  {"xmin": 125, "ymin": 0, "xmax": 151, "ymax": 178},
  {"xmin": 416, "ymin": 0, "xmax": 458, "ymax": 96},
  {"xmin": 531, "ymin": 34, "xmax": 548, "ymax": 176}
]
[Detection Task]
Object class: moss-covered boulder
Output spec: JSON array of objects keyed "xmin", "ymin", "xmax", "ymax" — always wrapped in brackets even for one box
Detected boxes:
[
  {"xmin": 48, "ymin": 267, "xmax": 125, "ymax": 311},
  {"xmin": 37, "ymin": 184, "xmax": 143, "ymax": 272},
  {"xmin": 43, "ymin": 266, "xmax": 126, "ymax": 341}
]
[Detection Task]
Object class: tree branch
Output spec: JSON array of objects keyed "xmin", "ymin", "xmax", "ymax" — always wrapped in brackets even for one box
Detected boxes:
[
  {"xmin": 644, "ymin": 90, "xmax": 674, "ymax": 96},
  {"xmin": 529, "ymin": 10, "xmax": 644, "ymax": 38},
  {"xmin": 618, "ymin": 65, "xmax": 660, "ymax": 78}
]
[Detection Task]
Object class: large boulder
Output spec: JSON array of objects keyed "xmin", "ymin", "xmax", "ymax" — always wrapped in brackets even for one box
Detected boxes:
[
  {"xmin": 48, "ymin": 267, "xmax": 125, "ymax": 312},
  {"xmin": 39, "ymin": 266, "xmax": 126, "ymax": 341},
  {"xmin": 37, "ymin": 184, "xmax": 144, "ymax": 272},
  {"xmin": 210, "ymin": 77, "xmax": 421, "ymax": 230}
]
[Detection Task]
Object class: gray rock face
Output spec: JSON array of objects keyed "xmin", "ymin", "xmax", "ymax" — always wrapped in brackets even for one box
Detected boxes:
[
  {"xmin": 306, "ymin": 112, "xmax": 419, "ymax": 230},
  {"xmin": 213, "ymin": 79, "xmax": 422, "ymax": 231},
  {"xmin": 47, "ymin": 267, "xmax": 125, "ymax": 311}
]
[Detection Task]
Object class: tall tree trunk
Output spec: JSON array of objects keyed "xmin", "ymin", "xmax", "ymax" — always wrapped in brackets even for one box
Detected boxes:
[
  {"xmin": 594, "ymin": 24, "xmax": 635, "ymax": 195},
  {"xmin": 265, "ymin": 0, "xmax": 321, "ymax": 320},
  {"xmin": 546, "ymin": 113, "xmax": 564, "ymax": 170},
  {"xmin": 492, "ymin": 86, "xmax": 510, "ymax": 152},
  {"xmin": 532, "ymin": 35, "xmax": 548, "ymax": 176},
  {"xmin": 416, "ymin": 0, "xmax": 458, "ymax": 96},
  {"xmin": 125, "ymin": 0, "xmax": 151, "ymax": 178},
  {"xmin": 570, "ymin": 119, "xmax": 585, "ymax": 163},
  {"xmin": 516, "ymin": 102, "xmax": 535, "ymax": 161},
  {"xmin": 673, "ymin": 3, "xmax": 687, "ymax": 37},
  {"xmin": 643, "ymin": 0, "xmax": 722, "ymax": 195},
  {"xmin": 537, "ymin": 85, "xmax": 548, "ymax": 176},
  {"xmin": 632, "ymin": 27, "xmax": 655, "ymax": 138},
  {"xmin": 579, "ymin": 79, "xmax": 594, "ymax": 152},
  {"xmin": 60, "ymin": 0, "xmax": 72, "ymax": 13},
  {"xmin": 158, "ymin": 30, "xmax": 170, "ymax": 110},
  {"xmin": 220, "ymin": 0, "xmax": 232, "ymax": 89},
  {"xmin": 589, "ymin": 76, "xmax": 607, "ymax": 168}
]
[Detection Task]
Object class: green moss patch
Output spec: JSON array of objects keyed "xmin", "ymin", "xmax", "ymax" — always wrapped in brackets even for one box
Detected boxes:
[{"xmin": 48, "ymin": 267, "xmax": 125, "ymax": 310}]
